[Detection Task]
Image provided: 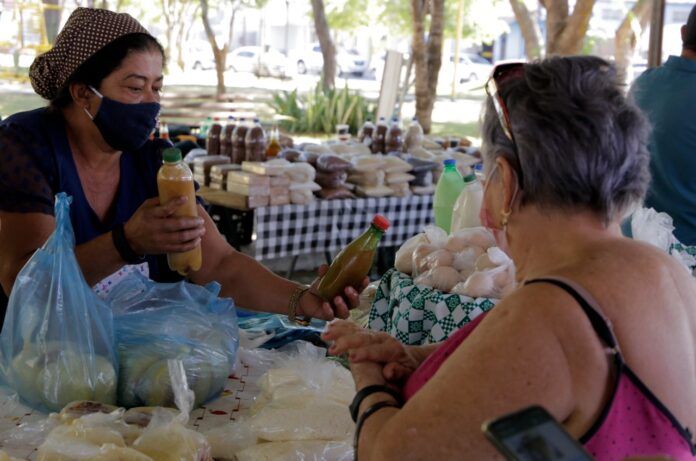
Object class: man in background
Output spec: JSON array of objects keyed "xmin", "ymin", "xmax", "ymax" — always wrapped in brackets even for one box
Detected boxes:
[{"xmin": 631, "ymin": 4, "xmax": 696, "ymax": 245}]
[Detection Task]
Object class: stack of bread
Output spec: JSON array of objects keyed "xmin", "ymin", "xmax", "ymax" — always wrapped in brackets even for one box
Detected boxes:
[{"xmin": 395, "ymin": 226, "xmax": 516, "ymax": 299}]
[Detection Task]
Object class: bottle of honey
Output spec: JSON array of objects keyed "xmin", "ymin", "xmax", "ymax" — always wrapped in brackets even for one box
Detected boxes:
[
  {"xmin": 316, "ymin": 215, "xmax": 390, "ymax": 301},
  {"xmin": 157, "ymin": 147, "xmax": 202, "ymax": 275},
  {"xmin": 266, "ymin": 124, "xmax": 281, "ymax": 158}
]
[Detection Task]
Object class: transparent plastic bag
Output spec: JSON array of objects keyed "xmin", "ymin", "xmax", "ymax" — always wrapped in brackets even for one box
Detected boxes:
[
  {"xmin": 0, "ymin": 193, "xmax": 118, "ymax": 412},
  {"xmin": 132, "ymin": 360, "xmax": 212, "ymax": 461},
  {"xmin": 105, "ymin": 272, "xmax": 239, "ymax": 408},
  {"xmin": 631, "ymin": 207, "xmax": 676, "ymax": 252}
]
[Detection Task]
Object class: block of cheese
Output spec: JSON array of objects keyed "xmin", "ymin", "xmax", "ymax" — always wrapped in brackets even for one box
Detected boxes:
[
  {"xmin": 226, "ymin": 181, "xmax": 271, "ymax": 196},
  {"xmin": 192, "ymin": 156, "xmax": 231, "ymax": 175},
  {"xmin": 209, "ymin": 164, "xmax": 241, "ymax": 182},
  {"xmin": 208, "ymin": 181, "xmax": 224, "ymax": 191},
  {"xmin": 226, "ymin": 171, "xmax": 270, "ymax": 187},
  {"xmin": 242, "ymin": 161, "xmax": 287, "ymax": 177},
  {"xmin": 193, "ymin": 173, "xmax": 208, "ymax": 185}
]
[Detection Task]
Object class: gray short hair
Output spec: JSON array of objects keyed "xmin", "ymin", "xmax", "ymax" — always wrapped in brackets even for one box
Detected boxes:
[{"xmin": 481, "ymin": 56, "xmax": 650, "ymax": 222}]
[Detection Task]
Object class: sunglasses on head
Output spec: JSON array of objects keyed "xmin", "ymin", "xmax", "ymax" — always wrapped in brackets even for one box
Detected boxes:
[{"xmin": 485, "ymin": 62, "xmax": 525, "ymax": 188}]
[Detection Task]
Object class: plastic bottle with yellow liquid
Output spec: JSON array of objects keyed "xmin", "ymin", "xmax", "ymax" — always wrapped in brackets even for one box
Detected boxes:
[
  {"xmin": 157, "ymin": 147, "xmax": 202, "ymax": 275},
  {"xmin": 316, "ymin": 215, "xmax": 390, "ymax": 301}
]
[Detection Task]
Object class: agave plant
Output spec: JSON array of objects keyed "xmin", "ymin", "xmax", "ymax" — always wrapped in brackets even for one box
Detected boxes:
[{"xmin": 269, "ymin": 83, "xmax": 374, "ymax": 135}]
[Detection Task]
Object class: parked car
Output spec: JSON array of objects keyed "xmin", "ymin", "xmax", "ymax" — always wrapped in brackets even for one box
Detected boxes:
[
  {"xmin": 189, "ymin": 39, "xmax": 216, "ymax": 70},
  {"xmin": 439, "ymin": 53, "xmax": 493, "ymax": 88},
  {"xmin": 295, "ymin": 44, "xmax": 369, "ymax": 77},
  {"xmin": 228, "ymin": 46, "xmax": 289, "ymax": 78}
]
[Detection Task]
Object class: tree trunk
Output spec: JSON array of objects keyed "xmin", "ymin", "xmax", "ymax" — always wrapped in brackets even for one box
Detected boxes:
[
  {"xmin": 412, "ymin": 0, "xmax": 445, "ymax": 133},
  {"xmin": 160, "ymin": 0, "xmax": 174, "ymax": 71},
  {"xmin": 200, "ymin": 0, "xmax": 226, "ymax": 96},
  {"xmin": 310, "ymin": 0, "xmax": 336, "ymax": 91},
  {"xmin": 508, "ymin": 0, "xmax": 543, "ymax": 59},
  {"xmin": 555, "ymin": 0, "xmax": 595, "ymax": 54},
  {"xmin": 615, "ymin": 0, "xmax": 652, "ymax": 85},
  {"xmin": 545, "ymin": 0, "xmax": 568, "ymax": 54},
  {"xmin": 43, "ymin": 0, "xmax": 63, "ymax": 44}
]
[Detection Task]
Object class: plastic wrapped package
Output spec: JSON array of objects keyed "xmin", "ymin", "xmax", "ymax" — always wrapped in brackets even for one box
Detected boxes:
[
  {"xmin": 394, "ymin": 233, "xmax": 428, "ymax": 274},
  {"xmin": 131, "ymin": 361, "xmax": 212, "ymax": 461},
  {"xmin": 277, "ymin": 149, "xmax": 305, "ymax": 162},
  {"xmin": 290, "ymin": 190, "xmax": 315, "ymax": 205},
  {"xmin": 104, "ymin": 271, "xmax": 238, "ymax": 409},
  {"xmin": 250, "ymin": 398, "xmax": 353, "ymax": 442},
  {"xmin": 412, "ymin": 185, "xmax": 435, "ymax": 195},
  {"xmin": 0, "ymin": 193, "xmax": 117, "ymax": 412},
  {"xmin": 383, "ymin": 156, "xmax": 412, "ymax": 174},
  {"xmin": 452, "ymin": 246, "xmax": 485, "ymax": 273},
  {"xmin": 315, "ymin": 171, "xmax": 348, "ymax": 189},
  {"xmin": 453, "ymin": 263, "xmax": 516, "ymax": 299},
  {"xmin": 0, "ymin": 450, "xmax": 27, "ymax": 461},
  {"xmin": 411, "ymin": 243, "xmax": 439, "ymax": 276},
  {"xmin": 386, "ymin": 172, "xmax": 415, "ymax": 185},
  {"xmin": 351, "ymin": 155, "xmax": 386, "ymax": 173},
  {"xmin": 355, "ymin": 185, "xmax": 393, "ymax": 197},
  {"xmin": 421, "ymin": 249, "xmax": 454, "ymax": 271},
  {"xmin": 203, "ymin": 417, "xmax": 257, "ymax": 460},
  {"xmin": 316, "ymin": 154, "xmax": 352, "ymax": 173},
  {"xmin": 285, "ymin": 163, "xmax": 316, "ymax": 183},
  {"xmin": 235, "ymin": 440, "xmax": 352, "ymax": 461},
  {"xmin": 317, "ymin": 188, "xmax": 355, "ymax": 200},
  {"xmin": 445, "ymin": 227, "xmax": 496, "ymax": 252},
  {"xmin": 301, "ymin": 143, "xmax": 332, "ymax": 155},
  {"xmin": 347, "ymin": 170, "xmax": 385, "ymax": 188},
  {"xmin": 289, "ymin": 181, "xmax": 321, "ymax": 192},
  {"xmin": 389, "ymin": 182, "xmax": 411, "ymax": 197},
  {"xmin": 414, "ymin": 266, "xmax": 461, "ymax": 293},
  {"xmin": 409, "ymin": 146, "xmax": 436, "ymax": 160},
  {"xmin": 631, "ymin": 207, "xmax": 676, "ymax": 253}
]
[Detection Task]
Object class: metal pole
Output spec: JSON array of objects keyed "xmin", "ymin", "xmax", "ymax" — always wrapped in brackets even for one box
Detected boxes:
[{"xmin": 647, "ymin": 0, "xmax": 666, "ymax": 68}]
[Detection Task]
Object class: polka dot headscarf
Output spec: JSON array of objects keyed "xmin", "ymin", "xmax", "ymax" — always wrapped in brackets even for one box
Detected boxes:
[{"xmin": 29, "ymin": 7, "xmax": 150, "ymax": 100}]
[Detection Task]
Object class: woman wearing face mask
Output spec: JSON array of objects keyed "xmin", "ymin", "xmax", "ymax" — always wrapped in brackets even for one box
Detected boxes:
[
  {"xmin": 323, "ymin": 57, "xmax": 696, "ymax": 460},
  {"xmin": 0, "ymin": 8, "xmax": 361, "ymax": 325}
]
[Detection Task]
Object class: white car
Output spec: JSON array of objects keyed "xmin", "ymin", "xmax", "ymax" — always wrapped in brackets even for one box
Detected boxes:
[
  {"xmin": 439, "ymin": 53, "xmax": 493, "ymax": 87},
  {"xmin": 228, "ymin": 46, "xmax": 289, "ymax": 78},
  {"xmin": 295, "ymin": 44, "xmax": 369, "ymax": 77}
]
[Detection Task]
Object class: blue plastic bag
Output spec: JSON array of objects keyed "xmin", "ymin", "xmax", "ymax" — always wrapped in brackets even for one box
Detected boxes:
[
  {"xmin": 105, "ymin": 271, "xmax": 239, "ymax": 408},
  {"xmin": 0, "ymin": 193, "xmax": 118, "ymax": 411}
]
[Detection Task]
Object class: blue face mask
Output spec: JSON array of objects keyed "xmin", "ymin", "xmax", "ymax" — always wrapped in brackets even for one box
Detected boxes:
[{"xmin": 84, "ymin": 86, "xmax": 160, "ymax": 152}]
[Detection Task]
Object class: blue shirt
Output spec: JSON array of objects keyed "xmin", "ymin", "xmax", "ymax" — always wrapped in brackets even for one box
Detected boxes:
[
  {"xmin": 631, "ymin": 55, "xmax": 696, "ymax": 245},
  {"xmin": 0, "ymin": 108, "xmax": 186, "ymax": 292}
]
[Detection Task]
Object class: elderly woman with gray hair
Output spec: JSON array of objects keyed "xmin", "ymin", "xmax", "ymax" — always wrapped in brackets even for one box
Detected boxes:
[{"xmin": 323, "ymin": 56, "xmax": 696, "ymax": 460}]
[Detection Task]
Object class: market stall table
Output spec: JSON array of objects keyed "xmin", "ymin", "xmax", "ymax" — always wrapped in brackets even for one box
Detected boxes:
[{"xmin": 200, "ymin": 187, "xmax": 435, "ymax": 276}]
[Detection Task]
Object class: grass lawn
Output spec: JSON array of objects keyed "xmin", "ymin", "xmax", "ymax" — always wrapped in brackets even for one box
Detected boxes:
[
  {"xmin": 0, "ymin": 82, "xmax": 482, "ymax": 139},
  {"xmin": 430, "ymin": 120, "xmax": 479, "ymax": 139},
  {"xmin": 0, "ymin": 91, "xmax": 44, "ymax": 118}
]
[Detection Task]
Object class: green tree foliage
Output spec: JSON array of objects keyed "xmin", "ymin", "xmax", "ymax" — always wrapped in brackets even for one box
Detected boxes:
[{"xmin": 326, "ymin": 0, "xmax": 370, "ymax": 31}]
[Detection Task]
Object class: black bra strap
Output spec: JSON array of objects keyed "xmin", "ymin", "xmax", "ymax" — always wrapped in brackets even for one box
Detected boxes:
[{"xmin": 525, "ymin": 278, "xmax": 618, "ymax": 350}]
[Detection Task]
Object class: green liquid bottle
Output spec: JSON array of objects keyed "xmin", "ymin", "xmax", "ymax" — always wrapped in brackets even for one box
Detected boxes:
[
  {"xmin": 434, "ymin": 159, "xmax": 464, "ymax": 234},
  {"xmin": 316, "ymin": 215, "xmax": 390, "ymax": 301}
]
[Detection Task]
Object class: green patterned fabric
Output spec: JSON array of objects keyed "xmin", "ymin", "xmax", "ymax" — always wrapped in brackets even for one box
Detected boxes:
[{"xmin": 368, "ymin": 268, "xmax": 497, "ymax": 345}]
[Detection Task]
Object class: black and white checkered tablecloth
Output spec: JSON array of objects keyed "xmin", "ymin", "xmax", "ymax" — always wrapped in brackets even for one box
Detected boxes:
[{"xmin": 254, "ymin": 195, "xmax": 434, "ymax": 260}]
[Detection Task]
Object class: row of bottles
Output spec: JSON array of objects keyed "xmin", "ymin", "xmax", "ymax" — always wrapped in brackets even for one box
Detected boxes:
[
  {"xmin": 200, "ymin": 116, "xmax": 281, "ymax": 164},
  {"xmin": 358, "ymin": 116, "xmax": 424, "ymax": 154},
  {"xmin": 434, "ymin": 159, "xmax": 483, "ymax": 234}
]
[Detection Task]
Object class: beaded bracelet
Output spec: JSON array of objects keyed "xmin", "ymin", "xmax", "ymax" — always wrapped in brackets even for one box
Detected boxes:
[{"xmin": 288, "ymin": 284, "xmax": 312, "ymax": 326}]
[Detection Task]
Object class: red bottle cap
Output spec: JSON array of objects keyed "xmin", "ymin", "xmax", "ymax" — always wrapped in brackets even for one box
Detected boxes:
[{"xmin": 371, "ymin": 215, "xmax": 390, "ymax": 231}]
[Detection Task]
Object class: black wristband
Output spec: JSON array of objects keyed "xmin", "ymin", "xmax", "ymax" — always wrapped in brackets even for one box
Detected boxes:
[
  {"xmin": 353, "ymin": 400, "xmax": 401, "ymax": 460},
  {"xmin": 112, "ymin": 223, "xmax": 144, "ymax": 264},
  {"xmin": 349, "ymin": 384, "xmax": 402, "ymax": 423}
]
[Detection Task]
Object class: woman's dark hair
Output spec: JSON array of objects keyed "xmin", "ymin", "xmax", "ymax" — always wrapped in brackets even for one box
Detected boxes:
[{"xmin": 50, "ymin": 33, "xmax": 165, "ymax": 109}]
